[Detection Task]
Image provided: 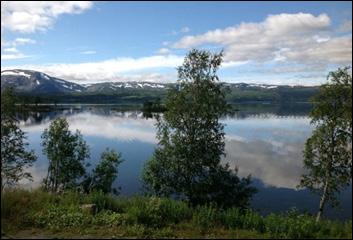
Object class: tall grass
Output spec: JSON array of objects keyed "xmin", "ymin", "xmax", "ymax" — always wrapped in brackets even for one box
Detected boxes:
[{"xmin": 1, "ymin": 189, "xmax": 352, "ymax": 239}]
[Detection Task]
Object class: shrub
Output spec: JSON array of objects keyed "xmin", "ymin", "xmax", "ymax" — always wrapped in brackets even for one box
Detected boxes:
[
  {"xmin": 193, "ymin": 205, "xmax": 220, "ymax": 229},
  {"xmin": 58, "ymin": 190, "xmax": 84, "ymax": 207},
  {"xmin": 1, "ymin": 188, "xmax": 57, "ymax": 226},
  {"xmin": 2, "ymin": 189, "xmax": 352, "ymax": 239},
  {"xmin": 241, "ymin": 209, "xmax": 265, "ymax": 233},
  {"xmin": 33, "ymin": 205, "xmax": 90, "ymax": 229},
  {"xmin": 125, "ymin": 197, "xmax": 163, "ymax": 227},
  {"xmin": 123, "ymin": 224, "xmax": 148, "ymax": 238},
  {"xmin": 157, "ymin": 198, "xmax": 191, "ymax": 224},
  {"xmin": 220, "ymin": 207, "xmax": 243, "ymax": 229},
  {"xmin": 220, "ymin": 208, "xmax": 265, "ymax": 233},
  {"xmin": 125, "ymin": 197, "xmax": 191, "ymax": 227},
  {"xmin": 83, "ymin": 190, "xmax": 119, "ymax": 212},
  {"xmin": 92, "ymin": 210, "xmax": 126, "ymax": 226}
]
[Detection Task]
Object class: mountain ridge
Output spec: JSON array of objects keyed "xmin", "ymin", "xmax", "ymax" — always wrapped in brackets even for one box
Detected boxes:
[
  {"xmin": 1, "ymin": 69, "xmax": 320, "ymax": 104},
  {"xmin": 1, "ymin": 69, "xmax": 319, "ymax": 93}
]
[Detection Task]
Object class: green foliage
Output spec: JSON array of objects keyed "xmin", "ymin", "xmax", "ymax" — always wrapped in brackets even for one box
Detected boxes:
[
  {"xmin": 142, "ymin": 98, "xmax": 166, "ymax": 112},
  {"xmin": 82, "ymin": 148, "xmax": 123, "ymax": 194},
  {"xmin": 1, "ymin": 189, "xmax": 53, "ymax": 226},
  {"xmin": 1, "ymin": 88, "xmax": 37, "ymax": 189},
  {"xmin": 58, "ymin": 190, "xmax": 85, "ymax": 206},
  {"xmin": 33, "ymin": 205, "xmax": 90, "ymax": 229},
  {"xmin": 311, "ymin": 67, "xmax": 352, "ymax": 127},
  {"xmin": 299, "ymin": 67, "xmax": 352, "ymax": 221},
  {"xmin": 91, "ymin": 210, "xmax": 126, "ymax": 226},
  {"xmin": 193, "ymin": 204, "xmax": 221, "ymax": 229},
  {"xmin": 83, "ymin": 190, "xmax": 120, "ymax": 212},
  {"xmin": 1, "ymin": 189, "xmax": 352, "ymax": 238},
  {"xmin": 125, "ymin": 197, "xmax": 191, "ymax": 228},
  {"xmin": 142, "ymin": 49, "xmax": 256, "ymax": 208},
  {"xmin": 41, "ymin": 117, "xmax": 90, "ymax": 192},
  {"xmin": 220, "ymin": 207, "xmax": 244, "ymax": 229}
]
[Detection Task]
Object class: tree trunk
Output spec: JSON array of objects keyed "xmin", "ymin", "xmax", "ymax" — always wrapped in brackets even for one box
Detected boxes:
[
  {"xmin": 54, "ymin": 159, "xmax": 59, "ymax": 192},
  {"xmin": 316, "ymin": 179, "xmax": 329, "ymax": 222}
]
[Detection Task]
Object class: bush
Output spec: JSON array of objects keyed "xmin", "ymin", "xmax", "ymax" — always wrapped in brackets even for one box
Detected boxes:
[
  {"xmin": 157, "ymin": 198, "xmax": 191, "ymax": 224},
  {"xmin": 2, "ymin": 189, "xmax": 352, "ymax": 239},
  {"xmin": 83, "ymin": 190, "xmax": 120, "ymax": 212},
  {"xmin": 123, "ymin": 224, "xmax": 148, "ymax": 238},
  {"xmin": 58, "ymin": 190, "xmax": 84, "ymax": 207},
  {"xmin": 33, "ymin": 205, "xmax": 91, "ymax": 230},
  {"xmin": 193, "ymin": 205, "xmax": 220, "ymax": 229},
  {"xmin": 241, "ymin": 209, "xmax": 265, "ymax": 233},
  {"xmin": 220, "ymin": 208, "xmax": 265, "ymax": 233},
  {"xmin": 220, "ymin": 207, "xmax": 243, "ymax": 229},
  {"xmin": 125, "ymin": 197, "xmax": 191, "ymax": 227},
  {"xmin": 126, "ymin": 197, "xmax": 165, "ymax": 227},
  {"xmin": 1, "ymin": 189, "xmax": 57, "ymax": 227},
  {"xmin": 92, "ymin": 210, "xmax": 127, "ymax": 226}
]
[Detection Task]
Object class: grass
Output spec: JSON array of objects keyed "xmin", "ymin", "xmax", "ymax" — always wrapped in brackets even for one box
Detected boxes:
[{"xmin": 1, "ymin": 189, "xmax": 352, "ymax": 239}]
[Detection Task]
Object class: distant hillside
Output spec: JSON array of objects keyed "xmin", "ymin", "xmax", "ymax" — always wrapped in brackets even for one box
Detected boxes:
[
  {"xmin": 1, "ymin": 69, "xmax": 319, "ymax": 104},
  {"xmin": 83, "ymin": 82, "xmax": 169, "ymax": 93},
  {"xmin": 1, "ymin": 69, "xmax": 84, "ymax": 94}
]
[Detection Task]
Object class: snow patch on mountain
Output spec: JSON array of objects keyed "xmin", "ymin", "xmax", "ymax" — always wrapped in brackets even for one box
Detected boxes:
[
  {"xmin": 41, "ymin": 73, "xmax": 50, "ymax": 80},
  {"xmin": 1, "ymin": 70, "xmax": 31, "ymax": 78}
]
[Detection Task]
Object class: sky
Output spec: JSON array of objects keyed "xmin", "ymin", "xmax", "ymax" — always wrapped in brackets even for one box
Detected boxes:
[{"xmin": 1, "ymin": 1, "xmax": 352, "ymax": 85}]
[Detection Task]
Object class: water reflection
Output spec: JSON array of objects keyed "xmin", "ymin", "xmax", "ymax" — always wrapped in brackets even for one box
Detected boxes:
[
  {"xmin": 15, "ymin": 104, "xmax": 351, "ymax": 219},
  {"xmin": 224, "ymin": 139, "xmax": 305, "ymax": 189},
  {"xmin": 23, "ymin": 112, "xmax": 157, "ymax": 144},
  {"xmin": 222, "ymin": 114, "xmax": 313, "ymax": 189}
]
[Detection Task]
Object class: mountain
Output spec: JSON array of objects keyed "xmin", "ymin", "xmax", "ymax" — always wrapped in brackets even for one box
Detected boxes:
[
  {"xmin": 1, "ymin": 69, "xmax": 85, "ymax": 94},
  {"xmin": 83, "ymin": 81, "xmax": 169, "ymax": 94},
  {"xmin": 1, "ymin": 69, "xmax": 319, "ymax": 104}
]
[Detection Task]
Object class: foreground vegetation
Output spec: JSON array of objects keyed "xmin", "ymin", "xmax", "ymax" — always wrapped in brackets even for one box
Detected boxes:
[{"xmin": 1, "ymin": 189, "xmax": 352, "ymax": 239}]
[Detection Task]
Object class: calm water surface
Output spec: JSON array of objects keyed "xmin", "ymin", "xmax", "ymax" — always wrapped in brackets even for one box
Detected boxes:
[{"xmin": 17, "ymin": 104, "xmax": 352, "ymax": 220}]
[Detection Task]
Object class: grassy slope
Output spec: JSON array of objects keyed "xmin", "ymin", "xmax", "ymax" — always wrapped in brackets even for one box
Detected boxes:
[{"xmin": 1, "ymin": 189, "xmax": 352, "ymax": 239}]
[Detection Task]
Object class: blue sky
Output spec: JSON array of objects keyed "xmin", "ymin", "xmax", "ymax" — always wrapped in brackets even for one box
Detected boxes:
[{"xmin": 1, "ymin": 1, "xmax": 352, "ymax": 85}]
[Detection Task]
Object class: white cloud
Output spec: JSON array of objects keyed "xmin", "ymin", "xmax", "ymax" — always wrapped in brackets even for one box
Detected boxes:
[
  {"xmin": 1, "ymin": 38, "xmax": 36, "ymax": 61},
  {"xmin": 80, "ymin": 50, "xmax": 96, "ymax": 55},
  {"xmin": 1, "ymin": 52, "xmax": 28, "ymax": 60},
  {"xmin": 172, "ymin": 13, "xmax": 351, "ymax": 66},
  {"xmin": 171, "ymin": 26, "xmax": 191, "ymax": 35},
  {"xmin": 3, "ymin": 47, "xmax": 19, "ymax": 53},
  {"xmin": 12, "ymin": 37, "xmax": 36, "ymax": 45},
  {"xmin": 313, "ymin": 35, "xmax": 330, "ymax": 43},
  {"xmin": 1, "ymin": 55, "xmax": 183, "ymax": 83},
  {"xmin": 180, "ymin": 26, "xmax": 190, "ymax": 33},
  {"xmin": 157, "ymin": 48, "xmax": 171, "ymax": 55},
  {"xmin": 284, "ymin": 35, "xmax": 352, "ymax": 65},
  {"xmin": 1, "ymin": 1, "xmax": 93, "ymax": 33},
  {"xmin": 174, "ymin": 13, "xmax": 330, "ymax": 48},
  {"xmin": 339, "ymin": 20, "xmax": 352, "ymax": 33},
  {"xmin": 222, "ymin": 60, "xmax": 249, "ymax": 68},
  {"xmin": 3, "ymin": 37, "xmax": 36, "ymax": 47}
]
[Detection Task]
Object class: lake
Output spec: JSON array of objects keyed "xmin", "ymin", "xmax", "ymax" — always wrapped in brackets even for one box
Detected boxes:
[{"xmin": 16, "ymin": 103, "xmax": 352, "ymax": 220}]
